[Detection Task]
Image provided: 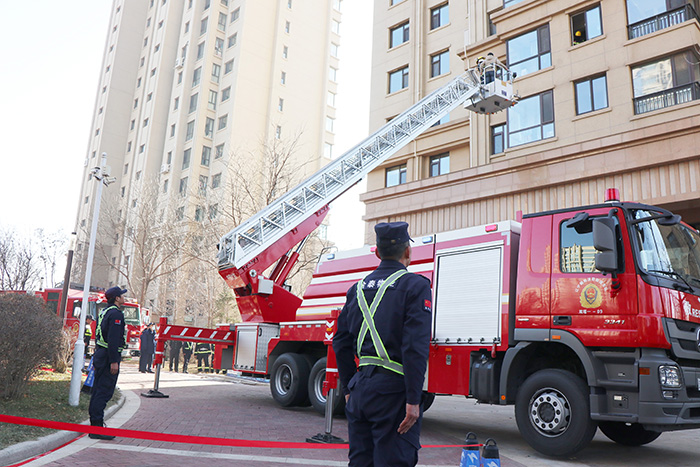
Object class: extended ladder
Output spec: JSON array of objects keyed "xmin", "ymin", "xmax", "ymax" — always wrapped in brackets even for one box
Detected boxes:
[{"xmin": 217, "ymin": 65, "xmax": 515, "ymax": 272}]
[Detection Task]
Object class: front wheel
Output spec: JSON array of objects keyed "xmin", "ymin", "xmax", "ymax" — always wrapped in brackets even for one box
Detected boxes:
[
  {"xmin": 515, "ymin": 369, "xmax": 597, "ymax": 457},
  {"xmin": 598, "ymin": 421, "xmax": 661, "ymax": 446},
  {"xmin": 308, "ymin": 357, "xmax": 345, "ymax": 416},
  {"xmin": 270, "ymin": 353, "xmax": 310, "ymax": 407}
]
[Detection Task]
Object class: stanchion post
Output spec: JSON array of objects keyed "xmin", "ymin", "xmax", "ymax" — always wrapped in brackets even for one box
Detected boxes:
[{"xmin": 142, "ymin": 316, "xmax": 169, "ymax": 398}]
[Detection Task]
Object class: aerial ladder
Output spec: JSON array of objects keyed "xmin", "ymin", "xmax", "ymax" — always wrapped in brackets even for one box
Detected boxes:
[{"xmin": 216, "ymin": 59, "xmax": 517, "ymax": 323}]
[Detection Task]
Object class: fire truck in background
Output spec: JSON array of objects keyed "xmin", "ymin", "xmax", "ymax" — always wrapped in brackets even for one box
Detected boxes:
[{"xmin": 154, "ymin": 58, "xmax": 700, "ymax": 456}]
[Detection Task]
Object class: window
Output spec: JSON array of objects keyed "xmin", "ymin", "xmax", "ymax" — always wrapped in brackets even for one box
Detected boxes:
[
  {"xmin": 139, "ymin": 144, "xmax": 145, "ymax": 154},
  {"xmin": 201, "ymin": 17, "xmax": 208, "ymax": 35},
  {"xmin": 221, "ymin": 0, "xmax": 229, "ymax": 6},
  {"xmin": 124, "ymin": 163, "xmax": 129, "ymax": 174},
  {"xmin": 390, "ymin": 21, "xmax": 409, "ymax": 48},
  {"xmin": 144, "ymin": 37, "xmax": 149, "ymax": 47},
  {"xmin": 201, "ymin": 146, "xmax": 211, "ymax": 166},
  {"xmin": 225, "ymin": 59, "xmax": 234, "ymax": 74},
  {"xmin": 84, "ymin": 196, "xmax": 89, "ymax": 205},
  {"xmin": 208, "ymin": 90, "xmax": 218, "ymax": 110},
  {"xmin": 218, "ymin": 114, "xmax": 228, "ymax": 130},
  {"xmin": 283, "ymin": 45, "xmax": 288, "ymax": 58},
  {"xmin": 134, "ymin": 98, "xmax": 139, "ymax": 108},
  {"xmin": 215, "ymin": 38, "xmax": 224, "ymax": 56},
  {"xmin": 218, "ymin": 12, "xmax": 227, "ymax": 31},
  {"xmin": 559, "ymin": 216, "xmax": 616, "ymax": 273},
  {"xmin": 178, "ymin": 71, "xmax": 183, "ymax": 84},
  {"xmin": 333, "ymin": 0, "xmax": 342, "ymax": 10},
  {"xmin": 167, "ymin": 151, "xmax": 172, "ymax": 164},
  {"xmin": 174, "ymin": 97, "xmax": 179, "ymax": 110},
  {"xmin": 228, "ymin": 33, "xmax": 237, "ymax": 48},
  {"xmin": 215, "ymin": 144, "xmax": 224, "ymax": 159},
  {"xmin": 197, "ymin": 42, "xmax": 205, "ymax": 60},
  {"xmin": 137, "ymin": 77, "xmax": 142, "ymax": 87},
  {"xmin": 507, "ymin": 24, "xmax": 551, "ymax": 78},
  {"xmin": 324, "ymin": 143, "xmax": 333, "ymax": 159},
  {"xmin": 127, "ymin": 141, "xmax": 132, "ymax": 152},
  {"xmin": 507, "ymin": 90, "xmax": 554, "ymax": 147},
  {"xmin": 626, "ymin": 0, "xmax": 695, "ymax": 37},
  {"xmin": 147, "ymin": 92, "xmax": 152, "ymax": 102},
  {"xmin": 222, "ymin": 86, "xmax": 231, "ymax": 101},
  {"xmin": 158, "ymin": 20, "xmax": 163, "ymax": 29},
  {"xmin": 176, "ymin": 207, "xmax": 184, "ymax": 221},
  {"xmin": 332, "ymin": 19, "xmax": 340, "ymax": 35},
  {"xmin": 288, "ymin": 0, "xmax": 292, "ymax": 8},
  {"xmin": 194, "ymin": 206, "xmax": 205, "ymax": 222},
  {"xmin": 281, "ymin": 71, "xmax": 287, "ymax": 84},
  {"xmin": 491, "ymin": 124, "xmax": 505, "ymax": 154},
  {"xmin": 171, "ymin": 124, "xmax": 176, "ymax": 137},
  {"xmin": 430, "ymin": 50, "xmax": 450, "ymax": 77},
  {"xmin": 95, "ymin": 127, "xmax": 100, "ymax": 136},
  {"xmin": 385, "ymin": 164, "xmax": 407, "ymax": 187},
  {"xmin": 212, "ymin": 172, "xmax": 222, "ymax": 188},
  {"xmin": 130, "ymin": 120, "xmax": 135, "ymax": 130},
  {"xmin": 189, "ymin": 93, "xmax": 198, "ymax": 113},
  {"xmin": 430, "ymin": 3, "xmax": 449, "ymax": 30},
  {"xmin": 429, "ymin": 154, "xmax": 449, "ymax": 177},
  {"xmin": 199, "ymin": 175, "xmax": 208, "ymax": 194},
  {"xmin": 389, "ymin": 66, "xmax": 409, "ymax": 93},
  {"xmin": 211, "ymin": 63, "xmax": 221, "ymax": 83},
  {"xmin": 179, "ymin": 177, "xmax": 188, "ymax": 196},
  {"xmin": 209, "ymin": 204, "xmax": 219, "ymax": 219},
  {"xmin": 185, "ymin": 21, "xmax": 190, "ymax": 33},
  {"xmin": 143, "ymin": 118, "xmax": 149, "ymax": 127},
  {"xmin": 193, "ymin": 67, "xmax": 202, "ymax": 86},
  {"xmin": 575, "ymin": 74, "xmax": 608, "ymax": 115},
  {"xmin": 327, "ymin": 91, "xmax": 336, "ymax": 107},
  {"xmin": 285, "ymin": 21, "xmax": 291, "ymax": 33},
  {"xmin": 182, "ymin": 149, "xmax": 191, "ymax": 169},
  {"xmin": 163, "ymin": 179, "xmax": 169, "ymax": 193},
  {"xmin": 121, "ymin": 186, "xmax": 125, "ymax": 197},
  {"xmin": 186, "ymin": 120, "xmax": 195, "ymax": 141},
  {"xmin": 278, "ymin": 98, "xmax": 284, "ymax": 111},
  {"xmin": 231, "ymin": 8, "xmax": 240, "ymax": 22},
  {"xmin": 326, "ymin": 117, "xmax": 334, "ymax": 133},
  {"xmin": 136, "ymin": 171, "xmax": 141, "ymax": 180},
  {"xmin": 390, "ymin": 0, "xmax": 405, "ymax": 4},
  {"xmin": 329, "ymin": 67, "xmax": 338, "ymax": 82},
  {"xmin": 275, "ymin": 125, "xmax": 282, "ymax": 139},
  {"xmin": 204, "ymin": 0, "xmax": 211, "ymax": 9},
  {"xmin": 571, "ymin": 4, "xmax": 603, "ymax": 45},
  {"xmin": 632, "ymin": 51, "xmax": 700, "ymax": 114},
  {"xmin": 331, "ymin": 43, "xmax": 339, "ymax": 58},
  {"xmin": 431, "ymin": 114, "xmax": 450, "ymax": 127},
  {"xmin": 151, "ymin": 68, "xmax": 156, "ymax": 76},
  {"xmin": 205, "ymin": 117, "xmax": 215, "ymax": 136}
]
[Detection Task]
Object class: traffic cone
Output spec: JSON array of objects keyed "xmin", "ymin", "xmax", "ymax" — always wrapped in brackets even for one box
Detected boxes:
[
  {"xmin": 460, "ymin": 432, "xmax": 481, "ymax": 467},
  {"xmin": 481, "ymin": 438, "xmax": 500, "ymax": 467}
]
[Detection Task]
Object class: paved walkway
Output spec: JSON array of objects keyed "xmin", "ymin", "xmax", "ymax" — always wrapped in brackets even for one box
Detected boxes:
[{"xmin": 18, "ymin": 363, "xmax": 521, "ymax": 466}]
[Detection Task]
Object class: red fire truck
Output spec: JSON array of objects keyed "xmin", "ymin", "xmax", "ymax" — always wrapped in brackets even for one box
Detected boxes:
[{"xmin": 154, "ymin": 60, "xmax": 700, "ymax": 456}]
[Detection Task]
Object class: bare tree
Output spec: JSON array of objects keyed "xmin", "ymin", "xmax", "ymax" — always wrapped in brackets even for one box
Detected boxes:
[
  {"xmin": 35, "ymin": 228, "xmax": 68, "ymax": 288},
  {"xmin": 0, "ymin": 227, "xmax": 42, "ymax": 291}
]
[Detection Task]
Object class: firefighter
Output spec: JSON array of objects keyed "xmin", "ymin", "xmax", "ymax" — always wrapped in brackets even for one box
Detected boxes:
[
  {"xmin": 333, "ymin": 222, "xmax": 432, "ymax": 467},
  {"xmin": 88, "ymin": 287, "xmax": 128, "ymax": 440},
  {"xmin": 182, "ymin": 341, "xmax": 193, "ymax": 373},
  {"xmin": 195, "ymin": 341, "xmax": 211, "ymax": 373},
  {"xmin": 169, "ymin": 339, "xmax": 182, "ymax": 372},
  {"xmin": 83, "ymin": 315, "xmax": 94, "ymax": 358}
]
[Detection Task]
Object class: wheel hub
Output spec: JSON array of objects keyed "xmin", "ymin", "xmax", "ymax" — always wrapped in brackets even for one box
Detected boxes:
[
  {"xmin": 275, "ymin": 364, "xmax": 292, "ymax": 395},
  {"xmin": 529, "ymin": 389, "xmax": 571, "ymax": 437}
]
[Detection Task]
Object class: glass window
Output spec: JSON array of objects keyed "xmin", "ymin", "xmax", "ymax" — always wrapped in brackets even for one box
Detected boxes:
[
  {"xmin": 212, "ymin": 172, "xmax": 222, "ymax": 188},
  {"xmin": 197, "ymin": 42, "xmax": 205, "ymax": 60},
  {"xmin": 200, "ymin": 17, "xmax": 208, "ymax": 35},
  {"xmin": 163, "ymin": 179, "xmax": 169, "ymax": 193},
  {"xmin": 386, "ymin": 164, "xmax": 407, "ymax": 187},
  {"xmin": 507, "ymin": 24, "xmax": 551, "ymax": 78},
  {"xmin": 186, "ymin": 120, "xmax": 195, "ymax": 141},
  {"xmin": 228, "ymin": 33, "xmax": 237, "ymax": 48},
  {"xmin": 389, "ymin": 66, "xmax": 409, "ymax": 93},
  {"xmin": 324, "ymin": 143, "xmax": 333, "ymax": 158},
  {"xmin": 193, "ymin": 66, "xmax": 202, "ymax": 86},
  {"xmin": 170, "ymin": 124, "xmax": 176, "ymax": 137},
  {"xmin": 218, "ymin": 114, "xmax": 228, "ymax": 130},
  {"xmin": 275, "ymin": 125, "xmax": 282, "ymax": 139},
  {"xmin": 182, "ymin": 149, "xmax": 191, "ymax": 170},
  {"xmin": 215, "ymin": 37, "xmax": 224, "ymax": 56},
  {"xmin": 491, "ymin": 124, "xmax": 505, "ymax": 154},
  {"xmin": 278, "ymin": 98, "xmax": 284, "ymax": 111},
  {"xmin": 231, "ymin": 8, "xmax": 240, "ymax": 23},
  {"xmin": 430, "ymin": 3, "xmax": 449, "ymax": 30},
  {"xmin": 626, "ymin": 0, "xmax": 671, "ymax": 25},
  {"xmin": 174, "ymin": 97, "xmax": 179, "ymax": 110},
  {"xmin": 176, "ymin": 207, "xmax": 184, "ymax": 221},
  {"xmin": 281, "ymin": 71, "xmax": 287, "ymax": 84},
  {"xmin": 332, "ymin": 19, "xmax": 340, "ymax": 34},
  {"xmin": 575, "ymin": 74, "xmax": 608, "ymax": 114},
  {"xmin": 189, "ymin": 93, "xmax": 198, "ymax": 113},
  {"xmin": 201, "ymin": 146, "xmax": 211, "ymax": 166},
  {"xmin": 326, "ymin": 117, "xmax": 334, "ymax": 133},
  {"xmin": 504, "ymin": 0, "xmax": 527, "ymax": 7},
  {"xmin": 225, "ymin": 59, "xmax": 234, "ymax": 74},
  {"xmin": 285, "ymin": 21, "xmax": 291, "ymax": 33},
  {"xmin": 205, "ymin": 117, "xmax": 215, "ymax": 137},
  {"xmin": 390, "ymin": 21, "xmax": 409, "ymax": 48},
  {"xmin": 212, "ymin": 63, "xmax": 221, "ymax": 83},
  {"xmin": 209, "ymin": 204, "xmax": 219, "ymax": 219},
  {"xmin": 429, "ymin": 154, "xmax": 449, "ymax": 177},
  {"xmin": 283, "ymin": 45, "xmax": 289, "ymax": 58},
  {"xmin": 208, "ymin": 90, "xmax": 217, "ymax": 110},
  {"xmin": 571, "ymin": 5, "xmax": 603, "ymax": 45},
  {"xmin": 631, "ymin": 51, "xmax": 700, "ymax": 114},
  {"xmin": 327, "ymin": 91, "xmax": 336, "ymax": 107},
  {"xmin": 222, "ymin": 86, "xmax": 231, "ymax": 101},
  {"xmin": 218, "ymin": 12, "xmax": 227, "ymax": 31},
  {"xmin": 195, "ymin": 206, "xmax": 204, "ymax": 222},
  {"xmin": 331, "ymin": 43, "xmax": 339, "ymax": 58},
  {"xmin": 430, "ymin": 50, "xmax": 450, "ymax": 78},
  {"xmin": 507, "ymin": 90, "xmax": 555, "ymax": 147},
  {"xmin": 560, "ymin": 216, "xmax": 605, "ymax": 273},
  {"xmin": 215, "ymin": 144, "xmax": 224, "ymax": 159},
  {"xmin": 199, "ymin": 175, "xmax": 208, "ymax": 194}
]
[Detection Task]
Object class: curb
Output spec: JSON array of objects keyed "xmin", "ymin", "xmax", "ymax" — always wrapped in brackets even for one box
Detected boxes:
[{"xmin": 0, "ymin": 392, "xmax": 126, "ymax": 466}]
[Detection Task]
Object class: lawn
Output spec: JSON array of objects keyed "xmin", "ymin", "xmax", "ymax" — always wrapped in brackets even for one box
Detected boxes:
[{"xmin": 0, "ymin": 368, "xmax": 120, "ymax": 449}]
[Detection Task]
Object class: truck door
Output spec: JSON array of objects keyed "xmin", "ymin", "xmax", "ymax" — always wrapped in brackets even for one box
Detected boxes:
[{"xmin": 550, "ymin": 208, "xmax": 637, "ymax": 346}]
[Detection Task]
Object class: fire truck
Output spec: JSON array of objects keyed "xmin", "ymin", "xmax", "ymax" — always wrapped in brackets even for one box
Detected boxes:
[{"xmin": 154, "ymin": 58, "xmax": 700, "ymax": 456}]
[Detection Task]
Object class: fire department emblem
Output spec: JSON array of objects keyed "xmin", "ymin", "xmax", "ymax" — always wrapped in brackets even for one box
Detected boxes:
[{"xmin": 580, "ymin": 283, "xmax": 602, "ymax": 308}]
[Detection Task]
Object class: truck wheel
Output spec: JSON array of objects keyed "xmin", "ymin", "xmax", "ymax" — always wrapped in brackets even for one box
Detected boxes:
[
  {"xmin": 515, "ymin": 369, "xmax": 597, "ymax": 457},
  {"xmin": 598, "ymin": 421, "xmax": 661, "ymax": 446},
  {"xmin": 270, "ymin": 353, "xmax": 310, "ymax": 407},
  {"xmin": 308, "ymin": 357, "xmax": 345, "ymax": 416},
  {"xmin": 421, "ymin": 392, "xmax": 436, "ymax": 413}
]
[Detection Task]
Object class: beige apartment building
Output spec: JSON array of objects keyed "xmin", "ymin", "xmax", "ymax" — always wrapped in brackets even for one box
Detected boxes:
[
  {"xmin": 75, "ymin": 0, "xmax": 342, "ymax": 320},
  {"xmin": 363, "ymin": 0, "xmax": 700, "ymax": 241}
]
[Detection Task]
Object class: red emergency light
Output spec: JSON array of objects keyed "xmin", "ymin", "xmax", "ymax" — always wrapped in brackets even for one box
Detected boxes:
[
  {"xmin": 485, "ymin": 224, "xmax": 498, "ymax": 232},
  {"xmin": 605, "ymin": 188, "xmax": 620, "ymax": 202}
]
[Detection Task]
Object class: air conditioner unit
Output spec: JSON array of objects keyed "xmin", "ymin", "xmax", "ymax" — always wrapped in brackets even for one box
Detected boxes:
[
  {"xmin": 175, "ymin": 58, "xmax": 184, "ymax": 68},
  {"xmin": 160, "ymin": 163, "xmax": 171, "ymax": 173}
]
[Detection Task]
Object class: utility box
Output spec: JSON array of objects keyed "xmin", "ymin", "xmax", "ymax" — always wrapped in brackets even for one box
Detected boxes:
[{"xmin": 234, "ymin": 323, "xmax": 279, "ymax": 373}]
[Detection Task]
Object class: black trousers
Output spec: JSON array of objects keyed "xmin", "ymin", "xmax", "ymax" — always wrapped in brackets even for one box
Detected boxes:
[
  {"xmin": 183, "ymin": 353, "xmax": 191, "ymax": 372},
  {"xmin": 196, "ymin": 354, "xmax": 210, "ymax": 372},
  {"xmin": 88, "ymin": 347, "xmax": 119, "ymax": 423},
  {"xmin": 169, "ymin": 351, "xmax": 180, "ymax": 372}
]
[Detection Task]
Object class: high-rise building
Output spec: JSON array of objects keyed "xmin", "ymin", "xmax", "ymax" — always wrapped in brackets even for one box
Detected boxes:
[
  {"xmin": 363, "ymin": 0, "xmax": 700, "ymax": 241},
  {"xmin": 75, "ymin": 0, "xmax": 342, "ymax": 318}
]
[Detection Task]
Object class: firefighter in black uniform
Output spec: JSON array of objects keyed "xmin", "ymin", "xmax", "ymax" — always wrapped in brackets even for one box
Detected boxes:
[
  {"xmin": 333, "ymin": 222, "xmax": 432, "ymax": 467},
  {"xmin": 88, "ymin": 286, "xmax": 128, "ymax": 440},
  {"xmin": 195, "ymin": 342, "xmax": 212, "ymax": 373},
  {"xmin": 182, "ymin": 341, "xmax": 194, "ymax": 373}
]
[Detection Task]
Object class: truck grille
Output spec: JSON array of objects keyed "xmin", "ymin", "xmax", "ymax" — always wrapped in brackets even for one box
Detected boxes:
[{"xmin": 664, "ymin": 318, "xmax": 700, "ymax": 361}]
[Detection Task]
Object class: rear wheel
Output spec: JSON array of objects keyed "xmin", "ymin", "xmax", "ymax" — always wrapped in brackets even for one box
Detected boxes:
[
  {"xmin": 421, "ymin": 392, "xmax": 436, "ymax": 413},
  {"xmin": 308, "ymin": 357, "xmax": 345, "ymax": 416},
  {"xmin": 598, "ymin": 421, "xmax": 661, "ymax": 446},
  {"xmin": 270, "ymin": 353, "xmax": 310, "ymax": 407},
  {"xmin": 515, "ymin": 369, "xmax": 597, "ymax": 457}
]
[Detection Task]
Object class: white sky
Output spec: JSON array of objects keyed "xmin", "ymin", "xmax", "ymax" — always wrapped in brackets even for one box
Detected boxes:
[{"xmin": 0, "ymin": 0, "xmax": 372, "ymax": 251}]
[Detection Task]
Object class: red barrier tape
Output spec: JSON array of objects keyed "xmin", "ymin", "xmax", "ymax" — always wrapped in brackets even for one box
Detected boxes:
[{"xmin": 0, "ymin": 414, "xmax": 475, "ymax": 449}]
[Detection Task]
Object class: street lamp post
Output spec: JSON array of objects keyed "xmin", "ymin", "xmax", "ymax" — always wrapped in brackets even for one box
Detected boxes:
[{"xmin": 68, "ymin": 153, "xmax": 115, "ymax": 406}]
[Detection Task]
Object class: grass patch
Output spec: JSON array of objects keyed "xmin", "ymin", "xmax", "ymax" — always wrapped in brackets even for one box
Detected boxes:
[{"xmin": 0, "ymin": 368, "xmax": 121, "ymax": 449}]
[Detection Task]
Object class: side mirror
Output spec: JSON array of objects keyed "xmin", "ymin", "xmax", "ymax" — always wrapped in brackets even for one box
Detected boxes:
[{"xmin": 593, "ymin": 217, "xmax": 618, "ymax": 273}]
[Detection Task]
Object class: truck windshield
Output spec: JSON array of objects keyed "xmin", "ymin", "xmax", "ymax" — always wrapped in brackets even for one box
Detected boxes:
[
  {"xmin": 95, "ymin": 303, "xmax": 141, "ymax": 326},
  {"xmin": 632, "ymin": 210, "xmax": 700, "ymax": 289}
]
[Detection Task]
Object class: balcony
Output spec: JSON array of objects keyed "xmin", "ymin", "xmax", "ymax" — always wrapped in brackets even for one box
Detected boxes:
[
  {"xmin": 628, "ymin": 4, "xmax": 700, "ymax": 39},
  {"xmin": 633, "ymin": 82, "xmax": 700, "ymax": 114}
]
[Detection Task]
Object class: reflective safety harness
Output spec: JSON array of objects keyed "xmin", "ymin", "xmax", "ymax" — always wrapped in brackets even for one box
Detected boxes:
[
  {"xmin": 356, "ymin": 269, "xmax": 408, "ymax": 375},
  {"xmin": 96, "ymin": 305, "xmax": 125, "ymax": 352}
]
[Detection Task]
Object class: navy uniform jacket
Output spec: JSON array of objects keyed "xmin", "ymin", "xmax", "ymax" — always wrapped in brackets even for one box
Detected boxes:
[
  {"xmin": 333, "ymin": 260, "xmax": 432, "ymax": 405},
  {"xmin": 98, "ymin": 306, "xmax": 126, "ymax": 364}
]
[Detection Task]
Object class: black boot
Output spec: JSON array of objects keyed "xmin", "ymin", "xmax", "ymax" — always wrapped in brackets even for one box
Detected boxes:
[{"xmin": 89, "ymin": 419, "xmax": 116, "ymax": 440}]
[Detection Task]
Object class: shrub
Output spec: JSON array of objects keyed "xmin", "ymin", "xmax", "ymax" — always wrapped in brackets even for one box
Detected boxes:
[
  {"xmin": 0, "ymin": 293, "xmax": 63, "ymax": 399},
  {"xmin": 51, "ymin": 329, "xmax": 74, "ymax": 373}
]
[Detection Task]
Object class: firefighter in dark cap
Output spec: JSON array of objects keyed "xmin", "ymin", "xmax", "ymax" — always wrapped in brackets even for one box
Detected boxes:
[
  {"xmin": 88, "ymin": 286, "xmax": 127, "ymax": 440},
  {"xmin": 333, "ymin": 221, "xmax": 432, "ymax": 466}
]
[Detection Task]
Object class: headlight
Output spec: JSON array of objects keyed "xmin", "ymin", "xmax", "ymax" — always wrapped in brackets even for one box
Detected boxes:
[{"xmin": 659, "ymin": 365, "xmax": 682, "ymax": 388}]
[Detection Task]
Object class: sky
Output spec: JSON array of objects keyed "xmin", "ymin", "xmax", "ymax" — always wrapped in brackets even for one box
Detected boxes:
[{"xmin": 0, "ymin": 0, "xmax": 372, "ymax": 251}]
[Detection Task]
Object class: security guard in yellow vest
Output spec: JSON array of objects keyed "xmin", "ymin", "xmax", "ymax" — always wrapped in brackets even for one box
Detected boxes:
[
  {"xmin": 88, "ymin": 287, "xmax": 127, "ymax": 440},
  {"xmin": 333, "ymin": 222, "xmax": 432, "ymax": 466}
]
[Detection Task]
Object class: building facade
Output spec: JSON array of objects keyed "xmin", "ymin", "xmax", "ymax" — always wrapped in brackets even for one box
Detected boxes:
[
  {"xmin": 75, "ymin": 0, "xmax": 342, "ymax": 320},
  {"xmin": 363, "ymin": 0, "xmax": 700, "ymax": 242}
]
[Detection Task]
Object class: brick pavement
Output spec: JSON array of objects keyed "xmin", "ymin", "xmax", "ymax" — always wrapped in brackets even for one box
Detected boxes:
[{"xmin": 21, "ymin": 363, "xmax": 523, "ymax": 467}]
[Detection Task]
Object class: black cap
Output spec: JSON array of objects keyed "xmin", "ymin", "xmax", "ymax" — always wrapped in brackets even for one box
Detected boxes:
[
  {"xmin": 105, "ymin": 287, "xmax": 127, "ymax": 300},
  {"xmin": 374, "ymin": 222, "xmax": 413, "ymax": 246}
]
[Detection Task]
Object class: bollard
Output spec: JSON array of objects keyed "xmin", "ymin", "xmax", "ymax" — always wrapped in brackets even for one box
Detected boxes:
[
  {"xmin": 460, "ymin": 432, "xmax": 481, "ymax": 467},
  {"xmin": 481, "ymin": 438, "xmax": 500, "ymax": 467}
]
